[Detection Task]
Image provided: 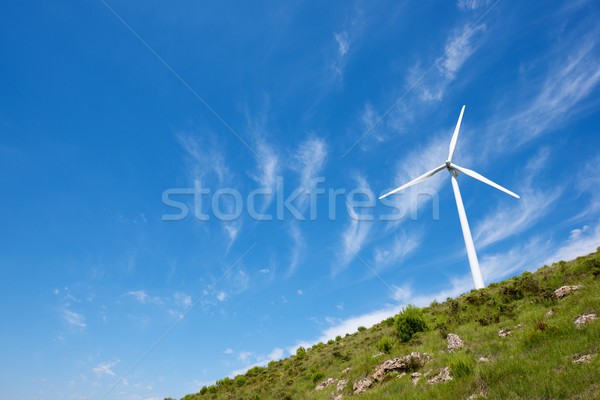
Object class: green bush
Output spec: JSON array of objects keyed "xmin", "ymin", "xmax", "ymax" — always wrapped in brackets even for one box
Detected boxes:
[
  {"xmin": 336, "ymin": 335, "xmax": 342, "ymax": 341},
  {"xmin": 234, "ymin": 374, "xmax": 247, "ymax": 387},
  {"xmin": 358, "ymin": 326, "xmax": 367, "ymax": 332},
  {"xmin": 377, "ymin": 336, "xmax": 393, "ymax": 353},
  {"xmin": 310, "ymin": 370, "xmax": 325, "ymax": 383},
  {"xmin": 296, "ymin": 346, "xmax": 307, "ymax": 359},
  {"xmin": 395, "ymin": 305, "xmax": 428, "ymax": 342},
  {"xmin": 448, "ymin": 352, "xmax": 475, "ymax": 378}
]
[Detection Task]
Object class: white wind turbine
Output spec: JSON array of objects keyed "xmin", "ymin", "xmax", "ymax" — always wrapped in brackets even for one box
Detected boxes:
[{"xmin": 379, "ymin": 105, "xmax": 519, "ymax": 289}]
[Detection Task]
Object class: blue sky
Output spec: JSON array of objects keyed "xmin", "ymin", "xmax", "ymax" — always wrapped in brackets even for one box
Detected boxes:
[{"xmin": 1, "ymin": 0, "xmax": 600, "ymax": 399}]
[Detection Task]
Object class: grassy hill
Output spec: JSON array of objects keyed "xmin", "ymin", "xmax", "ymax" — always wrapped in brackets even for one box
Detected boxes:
[{"xmin": 172, "ymin": 248, "xmax": 600, "ymax": 400}]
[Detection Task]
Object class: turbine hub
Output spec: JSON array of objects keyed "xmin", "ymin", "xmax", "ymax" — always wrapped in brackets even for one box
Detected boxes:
[{"xmin": 445, "ymin": 161, "xmax": 452, "ymax": 169}]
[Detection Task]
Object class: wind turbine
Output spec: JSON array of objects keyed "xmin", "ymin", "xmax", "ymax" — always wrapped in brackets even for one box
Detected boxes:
[{"xmin": 379, "ymin": 105, "xmax": 519, "ymax": 289}]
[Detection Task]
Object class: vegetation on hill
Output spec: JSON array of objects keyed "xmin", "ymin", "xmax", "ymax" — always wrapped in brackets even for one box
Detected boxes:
[{"xmin": 172, "ymin": 248, "xmax": 600, "ymax": 400}]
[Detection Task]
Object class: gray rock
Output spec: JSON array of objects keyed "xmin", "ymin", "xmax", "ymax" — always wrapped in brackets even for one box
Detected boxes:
[
  {"xmin": 353, "ymin": 378, "xmax": 373, "ymax": 394},
  {"xmin": 498, "ymin": 328, "xmax": 512, "ymax": 337},
  {"xmin": 336, "ymin": 379, "xmax": 347, "ymax": 392},
  {"xmin": 447, "ymin": 333, "xmax": 464, "ymax": 351},
  {"xmin": 554, "ymin": 285, "xmax": 583, "ymax": 299},
  {"xmin": 411, "ymin": 372, "xmax": 422, "ymax": 385},
  {"xmin": 574, "ymin": 313, "xmax": 597, "ymax": 327},
  {"xmin": 315, "ymin": 377, "xmax": 337, "ymax": 391},
  {"xmin": 573, "ymin": 354, "xmax": 594, "ymax": 364},
  {"xmin": 427, "ymin": 367, "xmax": 452, "ymax": 384}
]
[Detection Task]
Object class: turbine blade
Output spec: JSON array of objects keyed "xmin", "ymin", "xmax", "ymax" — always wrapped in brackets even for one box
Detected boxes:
[
  {"xmin": 379, "ymin": 164, "xmax": 446, "ymax": 199},
  {"xmin": 451, "ymin": 163, "xmax": 520, "ymax": 199},
  {"xmin": 447, "ymin": 105, "xmax": 465, "ymax": 162}
]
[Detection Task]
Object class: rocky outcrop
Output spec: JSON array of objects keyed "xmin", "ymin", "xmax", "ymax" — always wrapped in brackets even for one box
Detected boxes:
[
  {"xmin": 336, "ymin": 379, "xmax": 347, "ymax": 392},
  {"xmin": 573, "ymin": 354, "xmax": 594, "ymax": 364},
  {"xmin": 411, "ymin": 372, "xmax": 422, "ymax": 385},
  {"xmin": 554, "ymin": 285, "xmax": 582, "ymax": 299},
  {"xmin": 574, "ymin": 313, "xmax": 597, "ymax": 327},
  {"xmin": 315, "ymin": 377, "xmax": 336, "ymax": 391},
  {"xmin": 427, "ymin": 367, "xmax": 452, "ymax": 384},
  {"xmin": 370, "ymin": 352, "xmax": 430, "ymax": 382},
  {"xmin": 447, "ymin": 333, "xmax": 464, "ymax": 351},
  {"xmin": 498, "ymin": 328, "xmax": 512, "ymax": 337},
  {"xmin": 353, "ymin": 378, "xmax": 373, "ymax": 394},
  {"xmin": 341, "ymin": 367, "xmax": 352, "ymax": 375}
]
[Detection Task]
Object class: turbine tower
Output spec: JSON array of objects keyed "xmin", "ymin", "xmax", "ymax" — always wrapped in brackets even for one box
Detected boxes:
[{"xmin": 379, "ymin": 105, "xmax": 519, "ymax": 289}]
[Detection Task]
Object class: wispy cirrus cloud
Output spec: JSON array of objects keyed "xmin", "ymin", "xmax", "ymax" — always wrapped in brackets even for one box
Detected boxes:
[
  {"xmin": 457, "ymin": 0, "xmax": 491, "ymax": 11},
  {"xmin": 177, "ymin": 132, "xmax": 241, "ymax": 250},
  {"xmin": 412, "ymin": 23, "xmax": 486, "ymax": 102},
  {"xmin": 334, "ymin": 175, "xmax": 373, "ymax": 274},
  {"xmin": 292, "ymin": 136, "xmax": 328, "ymax": 191},
  {"xmin": 474, "ymin": 150, "xmax": 561, "ymax": 248},
  {"xmin": 373, "ymin": 232, "xmax": 421, "ymax": 271},
  {"xmin": 497, "ymin": 30, "xmax": 600, "ymax": 147},
  {"xmin": 93, "ymin": 360, "xmax": 119, "ymax": 377},
  {"xmin": 286, "ymin": 222, "xmax": 304, "ymax": 277},
  {"xmin": 61, "ymin": 307, "xmax": 86, "ymax": 329}
]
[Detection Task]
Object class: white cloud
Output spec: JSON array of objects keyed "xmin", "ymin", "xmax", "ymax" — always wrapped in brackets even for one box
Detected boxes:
[
  {"xmin": 291, "ymin": 136, "xmax": 328, "ymax": 205},
  {"xmin": 373, "ymin": 232, "xmax": 420, "ymax": 271},
  {"xmin": 174, "ymin": 292, "xmax": 192, "ymax": 308},
  {"xmin": 216, "ymin": 291, "xmax": 227, "ymax": 302},
  {"xmin": 286, "ymin": 222, "xmax": 304, "ymax": 276},
  {"xmin": 296, "ymin": 289, "xmax": 304, "ymax": 296},
  {"xmin": 474, "ymin": 150, "xmax": 561, "ymax": 248},
  {"xmin": 545, "ymin": 223, "xmax": 600, "ymax": 265},
  {"xmin": 412, "ymin": 23, "xmax": 486, "ymax": 102},
  {"xmin": 93, "ymin": 360, "xmax": 119, "ymax": 377},
  {"xmin": 474, "ymin": 186, "xmax": 561, "ymax": 248},
  {"xmin": 177, "ymin": 132, "xmax": 231, "ymax": 185},
  {"xmin": 335, "ymin": 175, "xmax": 373, "ymax": 274},
  {"xmin": 334, "ymin": 31, "xmax": 349, "ymax": 57},
  {"xmin": 237, "ymin": 351, "xmax": 252, "ymax": 362},
  {"xmin": 249, "ymin": 138, "xmax": 279, "ymax": 213},
  {"xmin": 500, "ymin": 33, "xmax": 600, "ymax": 146},
  {"xmin": 224, "ymin": 348, "xmax": 234, "ymax": 354},
  {"xmin": 62, "ymin": 308, "xmax": 86, "ymax": 329},
  {"xmin": 457, "ymin": 0, "xmax": 491, "ymax": 10},
  {"xmin": 440, "ymin": 24, "xmax": 486, "ymax": 80},
  {"xmin": 258, "ymin": 268, "xmax": 270, "ymax": 274},
  {"xmin": 127, "ymin": 290, "xmax": 149, "ymax": 303}
]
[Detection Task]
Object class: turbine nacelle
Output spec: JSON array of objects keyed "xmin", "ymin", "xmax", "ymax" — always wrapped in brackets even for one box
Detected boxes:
[{"xmin": 379, "ymin": 105, "xmax": 520, "ymax": 289}]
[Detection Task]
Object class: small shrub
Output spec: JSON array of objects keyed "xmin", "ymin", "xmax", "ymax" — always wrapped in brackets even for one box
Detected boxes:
[
  {"xmin": 327, "ymin": 339, "xmax": 334, "ymax": 345},
  {"xmin": 199, "ymin": 386, "xmax": 208, "ymax": 395},
  {"xmin": 336, "ymin": 335, "xmax": 342, "ymax": 341},
  {"xmin": 395, "ymin": 305, "xmax": 428, "ymax": 342},
  {"xmin": 234, "ymin": 374, "xmax": 247, "ymax": 387},
  {"xmin": 449, "ymin": 352, "xmax": 475, "ymax": 378},
  {"xmin": 310, "ymin": 370, "xmax": 325, "ymax": 383},
  {"xmin": 383, "ymin": 317, "xmax": 395, "ymax": 326},
  {"xmin": 296, "ymin": 346, "xmax": 307, "ymax": 359},
  {"xmin": 377, "ymin": 336, "xmax": 394, "ymax": 353},
  {"xmin": 358, "ymin": 326, "xmax": 367, "ymax": 332}
]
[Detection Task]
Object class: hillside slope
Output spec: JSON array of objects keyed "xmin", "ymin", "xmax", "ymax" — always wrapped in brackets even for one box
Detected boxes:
[{"xmin": 174, "ymin": 248, "xmax": 600, "ymax": 400}]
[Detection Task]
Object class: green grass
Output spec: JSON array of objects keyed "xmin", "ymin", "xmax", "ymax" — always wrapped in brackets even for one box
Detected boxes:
[{"xmin": 175, "ymin": 248, "xmax": 600, "ymax": 400}]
